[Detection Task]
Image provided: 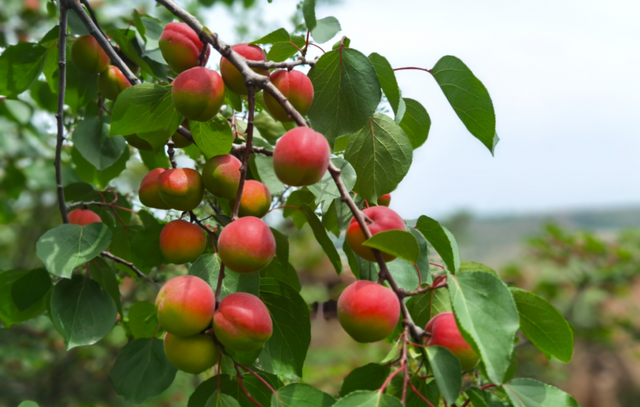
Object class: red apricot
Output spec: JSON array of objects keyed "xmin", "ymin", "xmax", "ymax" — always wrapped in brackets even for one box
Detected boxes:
[
  {"xmin": 273, "ymin": 127, "xmax": 330, "ymax": 187},
  {"xmin": 426, "ymin": 312, "xmax": 479, "ymax": 371},
  {"xmin": 159, "ymin": 22, "xmax": 209, "ymax": 74},
  {"xmin": 263, "ymin": 70, "xmax": 314, "ymax": 122},
  {"xmin": 345, "ymin": 206, "xmax": 406, "ymax": 262},
  {"xmin": 157, "ymin": 168, "xmax": 204, "ymax": 211},
  {"xmin": 71, "ymin": 35, "xmax": 109, "ymax": 74},
  {"xmin": 220, "ymin": 44, "xmax": 269, "ymax": 95},
  {"xmin": 155, "ymin": 275, "xmax": 215, "ymax": 336},
  {"xmin": 218, "ymin": 217, "xmax": 275, "ymax": 274},
  {"xmin": 159, "ymin": 219, "xmax": 206, "ymax": 264},
  {"xmin": 201, "ymin": 155, "xmax": 241, "ymax": 200},
  {"xmin": 377, "ymin": 194, "xmax": 391, "ymax": 207},
  {"xmin": 164, "ymin": 332, "xmax": 220, "ymax": 374},
  {"xmin": 68, "ymin": 209, "xmax": 102, "ymax": 226},
  {"xmin": 213, "ymin": 292, "xmax": 272, "ymax": 352},
  {"xmin": 172, "ymin": 67, "xmax": 225, "ymax": 122},
  {"xmin": 98, "ymin": 66, "xmax": 131, "ymax": 101},
  {"xmin": 232, "ymin": 180, "xmax": 271, "ymax": 218},
  {"xmin": 139, "ymin": 168, "xmax": 171, "ymax": 209},
  {"xmin": 337, "ymin": 280, "xmax": 400, "ymax": 343}
]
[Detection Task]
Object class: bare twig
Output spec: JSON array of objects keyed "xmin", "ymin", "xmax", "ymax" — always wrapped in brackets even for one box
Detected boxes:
[
  {"xmin": 231, "ymin": 86, "xmax": 255, "ymax": 221},
  {"xmin": 215, "ymin": 263, "xmax": 225, "ymax": 306},
  {"xmin": 245, "ymin": 56, "xmax": 317, "ymax": 70},
  {"xmin": 100, "ymin": 251, "xmax": 159, "ymax": 287},
  {"xmin": 55, "ymin": 0, "xmax": 70, "ymax": 224},
  {"xmin": 167, "ymin": 138, "xmax": 177, "ymax": 168}
]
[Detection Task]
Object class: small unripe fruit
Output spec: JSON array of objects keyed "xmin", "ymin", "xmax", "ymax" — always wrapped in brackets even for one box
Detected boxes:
[
  {"xmin": 220, "ymin": 44, "xmax": 269, "ymax": 95},
  {"xmin": 125, "ymin": 134, "xmax": 154, "ymax": 151},
  {"xmin": 346, "ymin": 206, "xmax": 406, "ymax": 262},
  {"xmin": 273, "ymin": 127, "xmax": 330, "ymax": 186},
  {"xmin": 159, "ymin": 219, "xmax": 206, "ymax": 264},
  {"xmin": 157, "ymin": 168, "xmax": 205, "ymax": 211},
  {"xmin": 426, "ymin": 312, "xmax": 480, "ymax": 371},
  {"xmin": 139, "ymin": 168, "xmax": 171, "ymax": 209},
  {"xmin": 164, "ymin": 332, "xmax": 220, "ymax": 374},
  {"xmin": 68, "ymin": 209, "xmax": 102, "ymax": 225},
  {"xmin": 98, "ymin": 66, "xmax": 131, "ymax": 101},
  {"xmin": 71, "ymin": 35, "xmax": 109, "ymax": 74},
  {"xmin": 156, "ymin": 275, "xmax": 215, "ymax": 336},
  {"xmin": 377, "ymin": 194, "xmax": 391, "ymax": 207},
  {"xmin": 337, "ymin": 280, "xmax": 400, "ymax": 343},
  {"xmin": 218, "ymin": 217, "xmax": 275, "ymax": 274},
  {"xmin": 201, "ymin": 155, "xmax": 241, "ymax": 200},
  {"xmin": 264, "ymin": 70, "xmax": 314, "ymax": 122},
  {"xmin": 213, "ymin": 292, "xmax": 272, "ymax": 352},
  {"xmin": 232, "ymin": 180, "xmax": 271, "ymax": 218},
  {"xmin": 172, "ymin": 67, "xmax": 225, "ymax": 122},
  {"xmin": 172, "ymin": 121, "xmax": 192, "ymax": 148},
  {"xmin": 159, "ymin": 22, "xmax": 210, "ymax": 74}
]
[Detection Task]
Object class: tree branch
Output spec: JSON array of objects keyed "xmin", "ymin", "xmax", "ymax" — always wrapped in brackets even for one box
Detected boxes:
[
  {"xmin": 166, "ymin": 138, "xmax": 177, "ymax": 168},
  {"xmin": 100, "ymin": 251, "xmax": 159, "ymax": 287},
  {"xmin": 245, "ymin": 57, "xmax": 317, "ymax": 70},
  {"xmin": 231, "ymin": 86, "xmax": 255, "ymax": 221},
  {"xmin": 55, "ymin": 0, "xmax": 70, "ymax": 224}
]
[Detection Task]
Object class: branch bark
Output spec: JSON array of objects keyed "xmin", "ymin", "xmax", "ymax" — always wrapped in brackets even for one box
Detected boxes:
[
  {"xmin": 100, "ymin": 251, "xmax": 159, "ymax": 287},
  {"xmin": 55, "ymin": 0, "xmax": 69, "ymax": 224}
]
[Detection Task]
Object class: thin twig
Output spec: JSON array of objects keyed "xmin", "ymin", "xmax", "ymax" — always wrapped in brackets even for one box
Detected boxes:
[
  {"xmin": 101, "ymin": 251, "xmax": 159, "ymax": 287},
  {"xmin": 234, "ymin": 365, "xmax": 264, "ymax": 407},
  {"xmin": 167, "ymin": 138, "xmax": 177, "ymax": 168},
  {"xmin": 55, "ymin": 0, "xmax": 70, "ymax": 224},
  {"xmin": 215, "ymin": 263, "xmax": 225, "ymax": 306}
]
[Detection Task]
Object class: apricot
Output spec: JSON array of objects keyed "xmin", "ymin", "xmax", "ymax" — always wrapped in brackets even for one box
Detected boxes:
[
  {"xmin": 125, "ymin": 134, "xmax": 154, "ymax": 151},
  {"xmin": 377, "ymin": 194, "xmax": 391, "ymax": 207},
  {"xmin": 345, "ymin": 206, "xmax": 406, "ymax": 262},
  {"xmin": 263, "ymin": 70, "xmax": 314, "ymax": 122},
  {"xmin": 337, "ymin": 280, "xmax": 400, "ymax": 343},
  {"xmin": 218, "ymin": 217, "xmax": 275, "ymax": 273},
  {"xmin": 98, "ymin": 66, "xmax": 131, "ymax": 101},
  {"xmin": 155, "ymin": 275, "xmax": 215, "ymax": 336},
  {"xmin": 139, "ymin": 168, "xmax": 171, "ymax": 209},
  {"xmin": 159, "ymin": 22, "xmax": 209, "ymax": 74},
  {"xmin": 213, "ymin": 292, "xmax": 272, "ymax": 352},
  {"xmin": 68, "ymin": 209, "xmax": 102, "ymax": 225},
  {"xmin": 159, "ymin": 219, "xmax": 206, "ymax": 264},
  {"xmin": 172, "ymin": 67, "xmax": 225, "ymax": 122},
  {"xmin": 232, "ymin": 180, "xmax": 271, "ymax": 218},
  {"xmin": 71, "ymin": 35, "xmax": 109, "ymax": 74},
  {"xmin": 426, "ymin": 312, "xmax": 479, "ymax": 371},
  {"xmin": 164, "ymin": 332, "xmax": 220, "ymax": 374},
  {"xmin": 157, "ymin": 168, "xmax": 204, "ymax": 211},
  {"xmin": 220, "ymin": 44, "xmax": 269, "ymax": 95},
  {"xmin": 201, "ymin": 154, "xmax": 241, "ymax": 200},
  {"xmin": 273, "ymin": 127, "xmax": 330, "ymax": 187}
]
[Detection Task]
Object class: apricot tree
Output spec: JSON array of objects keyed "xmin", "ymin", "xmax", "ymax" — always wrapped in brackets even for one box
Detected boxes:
[{"xmin": 0, "ymin": 0, "xmax": 580, "ymax": 406}]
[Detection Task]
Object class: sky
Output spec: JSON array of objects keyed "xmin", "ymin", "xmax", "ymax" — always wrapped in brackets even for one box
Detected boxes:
[{"xmin": 204, "ymin": 0, "xmax": 640, "ymax": 219}]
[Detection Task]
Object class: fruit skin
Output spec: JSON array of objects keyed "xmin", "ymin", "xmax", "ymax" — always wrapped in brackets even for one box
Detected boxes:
[
  {"xmin": 157, "ymin": 168, "xmax": 205, "ymax": 211},
  {"xmin": 159, "ymin": 22, "xmax": 210, "ymax": 74},
  {"xmin": 159, "ymin": 219, "xmax": 206, "ymax": 264},
  {"xmin": 345, "ymin": 206, "xmax": 406, "ymax": 262},
  {"xmin": 377, "ymin": 194, "xmax": 391, "ymax": 207},
  {"xmin": 163, "ymin": 332, "xmax": 220, "ymax": 374},
  {"xmin": 213, "ymin": 292, "xmax": 272, "ymax": 352},
  {"xmin": 155, "ymin": 275, "xmax": 215, "ymax": 336},
  {"xmin": 125, "ymin": 134, "xmax": 154, "ymax": 151},
  {"xmin": 232, "ymin": 180, "xmax": 271, "ymax": 218},
  {"xmin": 139, "ymin": 168, "xmax": 171, "ymax": 209},
  {"xmin": 264, "ymin": 70, "xmax": 314, "ymax": 122},
  {"xmin": 98, "ymin": 66, "xmax": 131, "ymax": 101},
  {"xmin": 201, "ymin": 155, "xmax": 241, "ymax": 200},
  {"xmin": 218, "ymin": 217, "xmax": 275, "ymax": 274},
  {"xmin": 337, "ymin": 280, "xmax": 400, "ymax": 343},
  {"xmin": 426, "ymin": 312, "xmax": 480, "ymax": 371},
  {"xmin": 71, "ymin": 35, "xmax": 109, "ymax": 74},
  {"xmin": 220, "ymin": 44, "xmax": 269, "ymax": 95},
  {"xmin": 273, "ymin": 127, "xmax": 330, "ymax": 186},
  {"xmin": 172, "ymin": 67, "xmax": 225, "ymax": 122},
  {"xmin": 68, "ymin": 209, "xmax": 102, "ymax": 225}
]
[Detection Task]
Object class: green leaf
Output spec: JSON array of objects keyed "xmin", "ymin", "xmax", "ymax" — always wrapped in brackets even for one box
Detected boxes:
[
  {"xmin": 261, "ymin": 230, "xmax": 300, "ymax": 291},
  {"xmin": 0, "ymin": 99, "xmax": 33, "ymax": 124},
  {"xmin": 139, "ymin": 147, "xmax": 170, "ymax": 170},
  {"xmin": 131, "ymin": 220, "xmax": 166, "ymax": 270},
  {"xmin": 340, "ymin": 363, "xmax": 390, "ymax": 397},
  {"xmin": 110, "ymin": 338, "xmax": 177, "ymax": 404},
  {"xmin": 71, "ymin": 146, "xmax": 131, "ymax": 188},
  {"xmin": 322, "ymin": 198, "xmax": 352, "ymax": 238},
  {"xmin": 273, "ymin": 383, "xmax": 335, "ymax": 407},
  {"xmin": 190, "ymin": 115, "xmax": 234, "ymax": 159},
  {"xmin": 0, "ymin": 270, "xmax": 49, "ymax": 327},
  {"xmin": 284, "ymin": 189, "xmax": 316, "ymax": 229},
  {"xmin": 302, "ymin": 0, "xmax": 317, "ymax": 31},
  {"xmin": 308, "ymin": 157, "xmax": 356, "ymax": 210},
  {"xmin": 190, "ymin": 373, "xmax": 282, "ymax": 407},
  {"xmin": 407, "ymin": 287, "xmax": 451, "ymax": 330},
  {"xmin": 36, "ymin": 223, "xmax": 112, "ymax": 279},
  {"xmin": 390, "ymin": 377, "xmax": 440, "ymax": 407},
  {"xmin": 431, "ymin": 56, "xmax": 498, "ymax": 154},
  {"xmin": 251, "ymin": 28, "xmax": 291, "ymax": 44},
  {"xmin": 73, "ymin": 116, "xmax": 127, "ymax": 171},
  {"xmin": 107, "ymin": 28, "xmax": 168, "ymax": 80},
  {"xmin": 266, "ymin": 35, "xmax": 305, "ymax": 62},
  {"xmin": 426, "ymin": 345, "xmax": 462, "ymax": 404},
  {"xmin": 503, "ymin": 378, "xmax": 579, "ymax": 407},
  {"xmin": 410, "ymin": 228, "xmax": 432, "ymax": 284},
  {"xmin": 510, "ymin": 288, "xmax": 574, "ymax": 362},
  {"xmin": 465, "ymin": 387, "xmax": 492, "ymax": 407},
  {"xmin": 332, "ymin": 391, "xmax": 403, "ymax": 407},
  {"xmin": 415, "ymin": 216, "xmax": 460, "ymax": 273},
  {"xmin": 89, "ymin": 258, "xmax": 123, "ymax": 316},
  {"xmin": 308, "ymin": 48, "xmax": 381, "ymax": 145},
  {"xmin": 254, "ymin": 112, "xmax": 286, "ymax": 144},
  {"xmin": 369, "ymin": 53, "xmax": 404, "ymax": 121},
  {"xmin": 399, "ymin": 98, "xmax": 431, "ymax": 149},
  {"xmin": 447, "ymin": 271, "xmax": 519, "ymax": 384},
  {"xmin": 206, "ymin": 391, "xmax": 241, "ymax": 407},
  {"xmin": 459, "ymin": 261, "xmax": 498, "ymax": 276},
  {"xmin": 343, "ymin": 244, "xmax": 379, "ymax": 281},
  {"xmin": 255, "ymin": 278, "xmax": 311, "ymax": 380},
  {"xmin": 128, "ymin": 301, "xmax": 159, "ymax": 339},
  {"xmin": 50, "ymin": 274, "xmax": 117, "ymax": 349},
  {"xmin": 311, "ymin": 17, "xmax": 341, "ymax": 44},
  {"xmin": 17, "ymin": 402, "xmax": 39, "ymax": 407},
  {"xmin": 344, "ymin": 114, "xmax": 413, "ymax": 203},
  {"xmin": 68, "ymin": 9, "xmax": 90, "ymax": 35},
  {"xmin": 0, "ymin": 43, "xmax": 47, "ymax": 97},
  {"xmin": 189, "ymin": 254, "xmax": 260, "ymax": 299},
  {"xmin": 300, "ymin": 205, "xmax": 342, "ymax": 275},
  {"xmin": 11, "ymin": 268, "xmax": 51, "ymax": 311},
  {"xmin": 64, "ymin": 61, "xmax": 99, "ymax": 113},
  {"xmin": 252, "ymin": 155, "xmax": 285, "ymax": 195},
  {"xmin": 386, "ymin": 258, "xmax": 420, "ymax": 292},
  {"xmin": 362, "ymin": 230, "xmax": 419, "ymax": 263}
]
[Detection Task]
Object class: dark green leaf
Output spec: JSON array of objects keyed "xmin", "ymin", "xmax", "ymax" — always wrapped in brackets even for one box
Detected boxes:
[
  {"xmin": 251, "ymin": 28, "xmax": 291, "ymax": 45},
  {"xmin": 131, "ymin": 220, "xmax": 165, "ymax": 270},
  {"xmin": 415, "ymin": 216, "xmax": 459, "ymax": 273},
  {"xmin": 68, "ymin": 9, "xmax": 90, "ymax": 35},
  {"xmin": 407, "ymin": 287, "xmax": 451, "ymax": 330},
  {"xmin": 362, "ymin": 230, "xmax": 419, "ymax": 263},
  {"xmin": 139, "ymin": 147, "xmax": 170, "ymax": 170},
  {"xmin": 11, "ymin": 268, "xmax": 51, "ymax": 311},
  {"xmin": 465, "ymin": 387, "xmax": 492, "ymax": 407},
  {"xmin": 128, "ymin": 301, "xmax": 159, "ymax": 339},
  {"xmin": 332, "ymin": 391, "xmax": 402, "ymax": 407},
  {"xmin": 311, "ymin": 17, "xmax": 341, "ymax": 44},
  {"xmin": 340, "ymin": 363, "xmax": 390, "ymax": 397},
  {"xmin": 410, "ymin": 228, "xmax": 432, "ymax": 284},
  {"xmin": 64, "ymin": 61, "xmax": 98, "ymax": 113},
  {"xmin": 399, "ymin": 98, "xmax": 430, "ymax": 149},
  {"xmin": 0, "ymin": 269, "xmax": 49, "ymax": 327},
  {"xmin": 190, "ymin": 373, "xmax": 282, "ymax": 407},
  {"xmin": 302, "ymin": 0, "xmax": 317, "ymax": 31},
  {"xmin": 343, "ymin": 244, "xmax": 379, "ymax": 281},
  {"xmin": 426, "ymin": 345, "xmax": 461, "ymax": 404},
  {"xmin": 206, "ymin": 391, "xmax": 241, "ymax": 407},
  {"xmin": 369, "ymin": 53, "xmax": 404, "ymax": 121},
  {"xmin": 74, "ymin": 116, "xmax": 127, "ymax": 171},
  {"xmin": 261, "ymin": 259, "xmax": 301, "ymax": 292},
  {"xmin": 89, "ymin": 257, "xmax": 122, "ymax": 315},
  {"xmin": 390, "ymin": 377, "xmax": 440, "ymax": 407},
  {"xmin": 191, "ymin": 115, "xmax": 234, "ymax": 158},
  {"xmin": 0, "ymin": 43, "xmax": 47, "ymax": 97},
  {"xmin": 273, "ymin": 383, "xmax": 335, "ymax": 407},
  {"xmin": 300, "ymin": 205, "xmax": 342, "ymax": 274},
  {"xmin": 30, "ymin": 80, "xmax": 58, "ymax": 112},
  {"xmin": 503, "ymin": 378, "xmax": 579, "ymax": 407}
]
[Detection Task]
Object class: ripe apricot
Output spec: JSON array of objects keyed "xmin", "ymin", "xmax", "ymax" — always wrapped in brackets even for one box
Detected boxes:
[
  {"xmin": 159, "ymin": 22, "xmax": 209, "ymax": 74},
  {"xmin": 172, "ymin": 67, "xmax": 225, "ymax": 122},
  {"xmin": 263, "ymin": 70, "xmax": 314, "ymax": 122},
  {"xmin": 98, "ymin": 66, "xmax": 131, "ymax": 101},
  {"xmin": 426, "ymin": 312, "xmax": 480, "ymax": 371},
  {"xmin": 220, "ymin": 44, "xmax": 269, "ymax": 95},
  {"xmin": 68, "ymin": 209, "xmax": 102, "ymax": 225},
  {"xmin": 156, "ymin": 275, "xmax": 215, "ymax": 336},
  {"xmin": 159, "ymin": 219, "xmax": 206, "ymax": 264},
  {"xmin": 71, "ymin": 35, "xmax": 109, "ymax": 74},
  {"xmin": 139, "ymin": 168, "xmax": 171, "ymax": 209},
  {"xmin": 218, "ymin": 217, "xmax": 275, "ymax": 273},
  {"xmin": 201, "ymin": 155, "xmax": 241, "ymax": 200},
  {"xmin": 345, "ymin": 206, "xmax": 405, "ymax": 262},
  {"xmin": 232, "ymin": 180, "xmax": 271, "ymax": 218},
  {"xmin": 213, "ymin": 292, "xmax": 272, "ymax": 352},
  {"xmin": 273, "ymin": 127, "xmax": 330, "ymax": 187},
  {"xmin": 157, "ymin": 168, "xmax": 204, "ymax": 211}
]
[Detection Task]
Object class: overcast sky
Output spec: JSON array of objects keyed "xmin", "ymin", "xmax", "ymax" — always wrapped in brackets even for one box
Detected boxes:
[{"xmin": 204, "ymin": 0, "xmax": 640, "ymax": 219}]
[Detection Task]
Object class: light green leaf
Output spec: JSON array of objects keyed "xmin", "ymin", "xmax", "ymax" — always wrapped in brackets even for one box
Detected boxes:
[
  {"xmin": 503, "ymin": 378, "xmax": 579, "ymax": 407},
  {"xmin": 399, "ymin": 98, "xmax": 431, "ymax": 149},
  {"xmin": 252, "ymin": 155, "xmax": 285, "ymax": 196},
  {"xmin": 308, "ymin": 157, "xmax": 356, "ymax": 210},
  {"xmin": 0, "ymin": 43, "xmax": 47, "ymax": 97},
  {"xmin": 426, "ymin": 345, "xmax": 462, "ymax": 404},
  {"xmin": 284, "ymin": 189, "xmax": 316, "ymax": 229},
  {"xmin": 74, "ymin": 116, "xmax": 127, "ymax": 171},
  {"xmin": 415, "ymin": 216, "xmax": 460, "ymax": 273},
  {"xmin": 272, "ymin": 383, "xmax": 336, "ymax": 407},
  {"xmin": 311, "ymin": 17, "xmax": 341, "ymax": 44},
  {"xmin": 206, "ymin": 391, "xmax": 241, "ymax": 407},
  {"xmin": 11, "ymin": 268, "xmax": 51, "ymax": 311},
  {"xmin": 369, "ymin": 53, "xmax": 404, "ymax": 121},
  {"xmin": 128, "ymin": 301, "xmax": 159, "ymax": 339},
  {"xmin": 332, "ymin": 391, "xmax": 403, "ymax": 407},
  {"xmin": 300, "ymin": 205, "xmax": 342, "ymax": 274},
  {"xmin": 362, "ymin": 230, "xmax": 419, "ymax": 263},
  {"xmin": 190, "ymin": 115, "xmax": 234, "ymax": 158},
  {"xmin": 251, "ymin": 28, "xmax": 291, "ymax": 45}
]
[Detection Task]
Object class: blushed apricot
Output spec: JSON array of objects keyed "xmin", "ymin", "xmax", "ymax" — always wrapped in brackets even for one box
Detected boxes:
[
  {"xmin": 220, "ymin": 44, "xmax": 269, "ymax": 95},
  {"xmin": 218, "ymin": 217, "xmax": 275, "ymax": 274},
  {"xmin": 71, "ymin": 35, "xmax": 109, "ymax": 74},
  {"xmin": 345, "ymin": 206, "xmax": 405, "ymax": 262},
  {"xmin": 155, "ymin": 275, "xmax": 215, "ymax": 336},
  {"xmin": 273, "ymin": 127, "xmax": 330, "ymax": 187},
  {"xmin": 263, "ymin": 70, "xmax": 314, "ymax": 122},
  {"xmin": 139, "ymin": 168, "xmax": 171, "ymax": 209},
  {"xmin": 426, "ymin": 312, "xmax": 480, "ymax": 371},
  {"xmin": 159, "ymin": 219, "xmax": 206, "ymax": 264},
  {"xmin": 213, "ymin": 292, "xmax": 272, "ymax": 352},
  {"xmin": 157, "ymin": 168, "xmax": 204, "ymax": 211},
  {"xmin": 159, "ymin": 22, "xmax": 209, "ymax": 74},
  {"xmin": 172, "ymin": 67, "xmax": 225, "ymax": 122},
  {"xmin": 201, "ymin": 155, "xmax": 241, "ymax": 200},
  {"xmin": 68, "ymin": 209, "xmax": 102, "ymax": 225},
  {"xmin": 232, "ymin": 180, "xmax": 271, "ymax": 218},
  {"xmin": 98, "ymin": 66, "xmax": 131, "ymax": 101}
]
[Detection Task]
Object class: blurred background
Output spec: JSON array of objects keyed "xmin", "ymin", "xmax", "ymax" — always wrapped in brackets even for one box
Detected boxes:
[{"xmin": 1, "ymin": 0, "xmax": 639, "ymax": 406}]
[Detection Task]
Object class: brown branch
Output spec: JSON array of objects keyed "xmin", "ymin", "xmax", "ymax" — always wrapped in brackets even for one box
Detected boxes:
[
  {"xmin": 231, "ymin": 86, "xmax": 255, "ymax": 221},
  {"xmin": 245, "ymin": 57, "xmax": 317, "ymax": 70},
  {"xmin": 167, "ymin": 138, "xmax": 177, "ymax": 168},
  {"xmin": 55, "ymin": 0, "xmax": 70, "ymax": 224},
  {"xmin": 100, "ymin": 251, "xmax": 159, "ymax": 287},
  {"xmin": 234, "ymin": 365, "xmax": 264, "ymax": 407}
]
